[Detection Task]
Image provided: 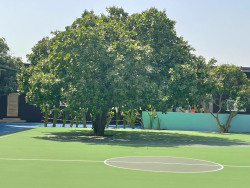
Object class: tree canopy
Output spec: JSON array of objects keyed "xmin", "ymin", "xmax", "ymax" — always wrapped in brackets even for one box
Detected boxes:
[
  {"xmin": 18, "ymin": 7, "xmax": 206, "ymax": 135},
  {"xmin": 209, "ymin": 64, "xmax": 250, "ymax": 132},
  {"xmin": 164, "ymin": 57, "xmax": 216, "ymax": 111},
  {"xmin": 0, "ymin": 38, "xmax": 23, "ymax": 96}
]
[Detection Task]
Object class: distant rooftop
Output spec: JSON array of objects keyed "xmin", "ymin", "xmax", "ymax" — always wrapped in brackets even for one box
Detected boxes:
[{"xmin": 241, "ymin": 67, "xmax": 250, "ymax": 73}]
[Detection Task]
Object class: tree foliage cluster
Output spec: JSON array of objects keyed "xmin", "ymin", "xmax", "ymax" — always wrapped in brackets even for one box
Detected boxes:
[
  {"xmin": 209, "ymin": 64, "xmax": 250, "ymax": 132},
  {"xmin": 0, "ymin": 38, "xmax": 23, "ymax": 96},
  {"xmin": 17, "ymin": 7, "xmax": 250, "ymax": 135}
]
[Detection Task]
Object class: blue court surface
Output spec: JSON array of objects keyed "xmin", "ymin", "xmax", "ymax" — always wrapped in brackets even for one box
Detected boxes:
[
  {"xmin": 0, "ymin": 122, "xmax": 141, "ymax": 135},
  {"xmin": 0, "ymin": 122, "xmax": 42, "ymax": 135}
]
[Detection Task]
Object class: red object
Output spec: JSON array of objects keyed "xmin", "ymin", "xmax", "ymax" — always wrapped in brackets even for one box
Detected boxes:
[{"xmin": 191, "ymin": 105, "xmax": 195, "ymax": 113}]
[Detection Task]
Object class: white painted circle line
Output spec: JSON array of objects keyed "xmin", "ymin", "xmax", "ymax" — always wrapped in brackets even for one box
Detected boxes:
[
  {"xmin": 104, "ymin": 156, "xmax": 224, "ymax": 173},
  {"xmin": 223, "ymin": 165, "xmax": 250, "ymax": 168},
  {"xmin": 107, "ymin": 161, "xmax": 222, "ymax": 167},
  {"xmin": 1, "ymin": 157, "xmax": 249, "ymax": 169}
]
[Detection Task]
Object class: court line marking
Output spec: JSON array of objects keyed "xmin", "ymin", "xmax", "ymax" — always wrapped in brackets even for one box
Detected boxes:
[
  {"xmin": 0, "ymin": 134, "xmax": 12, "ymax": 139},
  {"xmin": 0, "ymin": 157, "xmax": 249, "ymax": 168},
  {"xmin": 107, "ymin": 161, "xmax": 222, "ymax": 167},
  {"xmin": 223, "ymin": 165, "xmax": 250, "ymax": 168},
  {"xmin": 0, "ymin": 158, "xmax": 103, "ymax": 163},
  {"xmin": 108, "ymin": 160, "xmax": 250, "ymax": 168},
  {"xmin": 104, "ymin": 156, "xmax": 224, "ymax": 173}
]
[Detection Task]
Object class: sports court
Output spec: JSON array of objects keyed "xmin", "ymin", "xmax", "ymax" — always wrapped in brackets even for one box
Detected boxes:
[{"xmin": 0, "ymin": 126, "xmax": 250, "ymax": 188}]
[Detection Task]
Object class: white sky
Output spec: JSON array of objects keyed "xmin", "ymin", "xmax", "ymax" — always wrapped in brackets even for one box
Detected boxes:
[{"xmin": 0, "ymin": 0, "xmax": 250, "ymax": 67}]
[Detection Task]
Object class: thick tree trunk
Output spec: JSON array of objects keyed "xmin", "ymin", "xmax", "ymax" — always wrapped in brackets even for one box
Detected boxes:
[{"xmin": 92, "ymin": 111, "xmax": 107, "ymax": 136}]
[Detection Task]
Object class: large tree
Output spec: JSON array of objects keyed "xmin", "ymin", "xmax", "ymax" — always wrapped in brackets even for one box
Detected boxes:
[
  {"xmin": 0, "ymin": 38, "xmax": 22, "ymax": 96},
  {"xmin": 18, "ymin": 7, "xmax": 197, "ymax": 135}
]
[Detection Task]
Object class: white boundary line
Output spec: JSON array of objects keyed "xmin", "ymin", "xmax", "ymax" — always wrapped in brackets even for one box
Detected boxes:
[
  {"xmin": 104, "ymin": 156, "xmax": 224, "ymax": 173},
  {"xmin": 0, "ymin": 134, "xmax": 12, "ymax": 139},
  {"xmin": 0, "ymin": 156, "xmax": 249, "ymax": 170},
  {"xmin": 0, "ymin": 158, "xmax": 103, "ymax": 163},
  {"xmin": 223, "ymin": 165, "xmax": 250, "ymax": 168}
]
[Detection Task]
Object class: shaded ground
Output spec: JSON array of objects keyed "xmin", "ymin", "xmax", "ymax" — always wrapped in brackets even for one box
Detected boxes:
[
  {"xmin": 1, "ymin": 123, "xmax": 250, "ymax": 147},
  {"xmin": 0, "ymin": 122, "xmax": 140, "ymax": 135},
  {"xmin": 34, "ymin": 129, "xmax": 250, "ymax": 147}
]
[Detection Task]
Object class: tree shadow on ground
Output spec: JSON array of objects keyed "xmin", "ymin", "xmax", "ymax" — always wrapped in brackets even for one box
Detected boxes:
[{"xmin": 33, "ymin": 129, "xmax": 250, "ymax": 147}]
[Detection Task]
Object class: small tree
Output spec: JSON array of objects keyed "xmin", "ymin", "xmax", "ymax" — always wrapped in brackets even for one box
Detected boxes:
[
  {"xmin": 146, "ymin": 108, "xmax": 158, "ymax": 129},
  {"xmin": 122, "ymin": 109, "xmax": 140, "ymax": 129},
  {"xmin": 209, "ymin": 64, "xmax": 250, "ymax": 133}
]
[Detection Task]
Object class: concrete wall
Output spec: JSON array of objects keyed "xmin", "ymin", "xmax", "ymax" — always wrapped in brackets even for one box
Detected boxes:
[{"xmin": 142, "ymin": 112, "xmax": 250, "ymax": 133}]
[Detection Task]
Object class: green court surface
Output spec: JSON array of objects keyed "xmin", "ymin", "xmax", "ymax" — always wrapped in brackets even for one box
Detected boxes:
[{"xmin": 0, "ymin": 127, "xmax": 250, "ymax": 188}]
